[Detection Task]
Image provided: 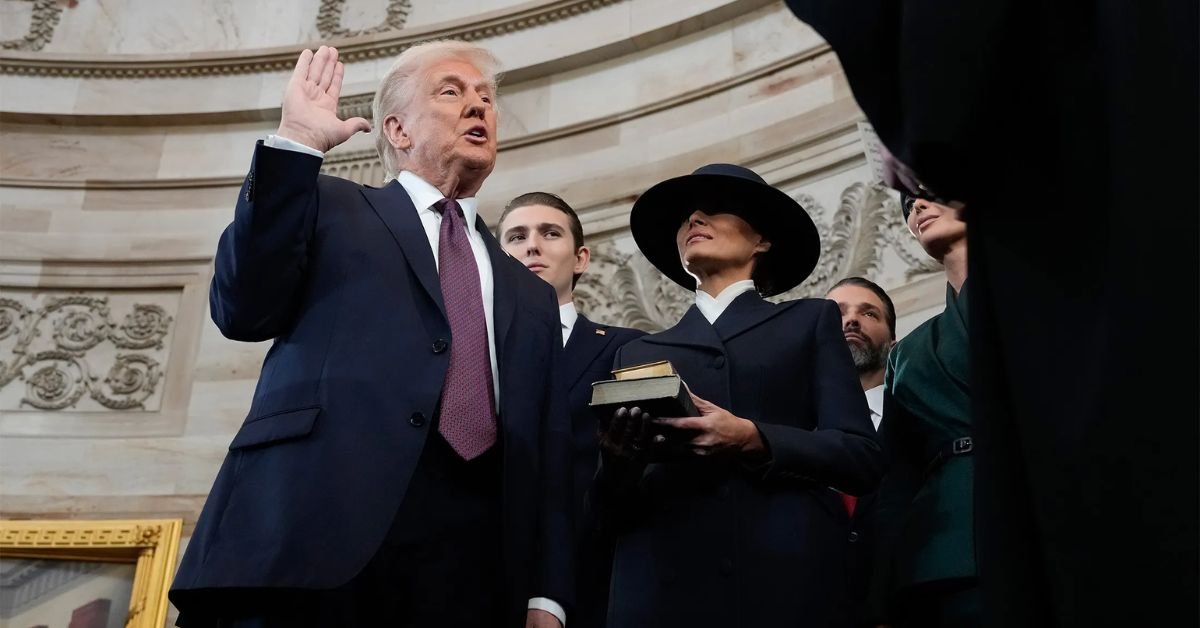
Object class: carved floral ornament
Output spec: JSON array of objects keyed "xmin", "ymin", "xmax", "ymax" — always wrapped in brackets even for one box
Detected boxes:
[
  {"xmin": 0, "ymin": 295, "xmax": 172, "ymax": 411},
  {"xmin": 574, "ymin": 181, "xmax": 943, "ymax": 332}
]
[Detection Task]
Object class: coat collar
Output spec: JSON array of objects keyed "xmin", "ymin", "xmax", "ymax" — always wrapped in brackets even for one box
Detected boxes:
[
  {"xmin": 643, "ymin": 292, "xmax": 797, "ymax": 353},
  {"xmin": 711, "ymin": 291, "xmax": 796, "ymax": 342}
]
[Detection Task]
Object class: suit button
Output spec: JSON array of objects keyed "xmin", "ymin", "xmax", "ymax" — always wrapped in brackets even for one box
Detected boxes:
[
  {"xmin": 848, "ymin": 531, "xmax": 860, "ymax": 543},
  {"xmin": 409, "ymin": 412, "xmax": 426, "ymax": 427},
  {"xmin": 431, "ymin": 339, "xmax": 448, "ymax": 353},
  {"xmin": 714, "ymin": 355, "xmax": 726, "ymax": 368},
  {"xmin": 718, "ymin": 558, "xmax": 734, "ymax": 577}
]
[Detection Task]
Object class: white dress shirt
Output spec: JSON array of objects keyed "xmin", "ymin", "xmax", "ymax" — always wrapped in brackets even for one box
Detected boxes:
[
  {"xmin": 559, "ymin": 302, "xmax": 579, "ymax": 346},
  {"xmin": 864, "ymin": 384, "xmax": 884, "ymax": 431},
  {"xmin": 264, "ymin": 135, "xmax": 564, "ymax": 627},
  {"xmin": 695, "ymin": 279, "xmax": 758, "ymax": 324}
]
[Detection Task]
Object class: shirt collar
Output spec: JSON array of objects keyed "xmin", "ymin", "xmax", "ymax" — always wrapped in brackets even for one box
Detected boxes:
[
  {"xmin": 559, "ymin": 301, "xmax": 578, "ymax": 336},
  {"xmin": 864, "ymin": 384, "xmax": 884, "ymax": 430},
  {"xmin": 398, "ymin": 170, "xmax": 480, "ymax": 226},
  {"xmin": 694, "ymin": 279, "xmax": 757, "ymax": 324}
]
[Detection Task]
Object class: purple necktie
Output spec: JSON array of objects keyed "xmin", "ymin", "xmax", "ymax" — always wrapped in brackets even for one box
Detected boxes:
[{"xmin": 433, "ymin": 198, "xmax": 497, "ymax": 460}]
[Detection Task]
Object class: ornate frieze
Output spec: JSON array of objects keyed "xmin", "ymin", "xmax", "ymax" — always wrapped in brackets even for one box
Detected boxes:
[
  {"xmin": 0, "ymin": 0, "xmax": 628, "ymax": 78},
  {"xmin": 0, "ymin": 0, "xmax": 64, "ymax": 52},
  {"xmin": 0, "ymin": 292, "xmax": 175, "ymax": 412},
  {"xmin": 317, "ymin": 0, "xmax": 412, "ymax": 39}
]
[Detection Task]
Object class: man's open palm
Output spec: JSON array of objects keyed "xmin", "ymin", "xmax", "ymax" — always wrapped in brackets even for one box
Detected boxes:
[{"xmin": 276, "ymin": 45, "xmax": 371, "ymax": 153}]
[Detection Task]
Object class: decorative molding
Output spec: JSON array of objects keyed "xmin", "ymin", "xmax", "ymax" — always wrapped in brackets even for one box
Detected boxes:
[
  {"xmin": 575, "ymin": 181, "xmax": 942, "ymax": 332},
  {"xmin": 0, "ymin": 0, "xmax": 626, "ymax": 78},
  {"xmin": 317, "ymin": 0, "xmax": 412, "ymax": 39},
  {"xmin": 0, "ymin": 0, "xmax": 64, "ymax": 52},
  {"xmin": 0, "ymin": 260, "xmax": 209, "ymax": 437},
  {"xmin": 1, "ymin": 522, "xmax": 166, "ymax": 549},
  {"xmin": 0, "ymin": 295, "xmax": 172, "ymax": 411},
  {"xmin": 337, "ymin": 93, "xmax": 376, "ymax": 122}
]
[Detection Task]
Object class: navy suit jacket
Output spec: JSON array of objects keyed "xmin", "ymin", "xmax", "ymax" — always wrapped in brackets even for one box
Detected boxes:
[
  {"xmin": 170, "ymin": 144, "xmax": 573, "ymax": 618},
  {"xmin": 563, "ymin": 314, "xmax": 643, "ymax": 628},
  {"xmin": 591, "ymin": 293, "xmax": 884, "ymax": 628},
  {"xmin": 562, "ymin": 314, "xmax": 645, "ymax": 523}
]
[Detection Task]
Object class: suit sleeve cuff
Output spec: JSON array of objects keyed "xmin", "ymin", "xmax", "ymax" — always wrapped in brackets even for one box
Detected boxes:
[
  {"xmin": 264, "ymin": 134, "xmax": 325, "ymax": 159},
  {"xmin": 528, "ymin": 597, "xmax": 566, "ymax": 626}
]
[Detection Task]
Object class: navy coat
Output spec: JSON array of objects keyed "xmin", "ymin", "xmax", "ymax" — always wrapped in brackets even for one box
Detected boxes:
[
  {"xmin": 592, "ymin": 292, "xmax": 883, "ymax": 628},
  {"xmin": 170, "ymin": 143, "xmax": 573, "ymax": 620}
]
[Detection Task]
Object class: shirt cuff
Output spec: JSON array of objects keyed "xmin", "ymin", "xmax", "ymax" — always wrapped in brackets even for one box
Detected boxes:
[
  {"xmin": 264, "ymin": 134, "xmax": 325, "ymax": 159},
  {"xmin": 528, "ymin": 597, "xmax": 566, "ymax": 626}
]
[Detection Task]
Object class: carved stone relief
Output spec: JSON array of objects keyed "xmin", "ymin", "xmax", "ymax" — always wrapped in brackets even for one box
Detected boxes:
[
  {"xmin": 575, "ymin": 181, "xmax": 942, "ymax": 331},
  {"xmin": 0, "ymin": 291, "xmax": 176, "ymax": 412},
  {"xmin": 317, "ymin": 0, "xmax": 412, "ymax": 40},
  {"xmin": 1, "ymin": 0, "xmax": 64, "ymax": 52}
]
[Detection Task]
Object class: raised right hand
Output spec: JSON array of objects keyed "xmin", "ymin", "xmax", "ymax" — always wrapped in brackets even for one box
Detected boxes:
[{"xmin": 276, "ymin": 45, "xmax": 371, "ymax": 153}]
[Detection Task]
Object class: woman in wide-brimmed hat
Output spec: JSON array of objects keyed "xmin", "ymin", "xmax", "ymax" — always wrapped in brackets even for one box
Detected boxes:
[{"xmin": 588, "ymin": 164, "xmax": 884, "ymax": 628}]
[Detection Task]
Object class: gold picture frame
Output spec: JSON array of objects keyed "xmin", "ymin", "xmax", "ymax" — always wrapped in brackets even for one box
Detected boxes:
[{"xmin": 0, "ymin": 518, "xmax": 182, "ymax": 628}]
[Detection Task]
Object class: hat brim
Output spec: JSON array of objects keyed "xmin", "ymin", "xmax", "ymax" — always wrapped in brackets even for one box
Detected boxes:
[{"xmin": 630, "ymin": 173, "xmax": 820, "ymax": 297}]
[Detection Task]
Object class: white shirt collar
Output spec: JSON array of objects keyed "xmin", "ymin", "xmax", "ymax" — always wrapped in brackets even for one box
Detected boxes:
[
  {"xmin": 559, "ymin": 302, "xmax": 578, "ymax": 346},
  {"xmin": 694, "ymin": 280, "xmax": 757, "ymax": 324},
  {"xmin": 864, "ymin": 384, "xmax": 884, "ymax": 431},
  {"xmin": 397, "ymin": 170, "xmax": 480, "ymax": 226}
]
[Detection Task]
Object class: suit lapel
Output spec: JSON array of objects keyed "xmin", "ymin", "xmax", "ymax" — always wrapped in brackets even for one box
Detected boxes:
[
  {"xmin": 563, "ymin": 315, "xmax": 614, "ymax": 390},
  {"xmin": 360, "ymin": 182, "xmax": 445, "ymax": 318},
  {"xmin": 712, "ymin": 292, "xmax": 795, "ymax": 342},
  {"xmin": 479, "ymin": 216, "xmax": 517, "ymax": 362},
  {"xmin": 641, "ymin": 305, "xmax": 725, "ymax": 354}
]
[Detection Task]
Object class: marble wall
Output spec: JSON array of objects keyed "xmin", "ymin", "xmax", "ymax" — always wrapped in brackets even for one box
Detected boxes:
[{"xmin": 0, "ymin": 1, "xmax": 947, "ymax": 622}]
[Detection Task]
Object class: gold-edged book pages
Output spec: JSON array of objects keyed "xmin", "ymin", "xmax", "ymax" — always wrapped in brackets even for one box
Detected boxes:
[{"xmin": 612, "ymin": 360, "xmax": 677, "ymax": 380}]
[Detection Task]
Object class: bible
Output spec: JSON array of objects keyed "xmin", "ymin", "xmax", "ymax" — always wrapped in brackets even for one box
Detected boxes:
[{"xmin": 590, "ymin": 361, "xmax": 699, "ymax": 459}]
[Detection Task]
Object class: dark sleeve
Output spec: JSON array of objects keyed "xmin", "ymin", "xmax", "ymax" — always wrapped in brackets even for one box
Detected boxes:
[
  {"xmin": 865, "ymin": 383, "xmax": 925, "ymax": 622},
  {"xmin": 584, "ymin": 344, "xmax": 651, "ymax": 538},
  {"xmin": 535, "ymin": 282, "xmax": 576, "ymax": 610},
  {"xmin": 752, "ymin": 300, "xmax": 885, "ymax": 496},
  {"xmin": 209, "ymin": 141, "xmax": 323, "ymax": 342}
]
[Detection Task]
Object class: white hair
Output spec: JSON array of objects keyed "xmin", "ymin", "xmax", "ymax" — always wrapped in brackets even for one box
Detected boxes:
[{"xmin": 372, "ymin": 40, "xmax": 501, "ymax": 179}]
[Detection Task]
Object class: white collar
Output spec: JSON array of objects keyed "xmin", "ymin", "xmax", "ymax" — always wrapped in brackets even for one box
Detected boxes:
[
  {"xmin": 559, "ymin": 301, "xmax": 579, "ymax": 344},
  {"xmin": 694, "ymin": 280, "xmax": 757, "ymax": 324},
  {"xmin": 397, "ymin": 170, "xmax": 480, "ymax": 226},
  {"xmin": 864, "ymin": 384, "xmax": 884, "ymax": 430}
]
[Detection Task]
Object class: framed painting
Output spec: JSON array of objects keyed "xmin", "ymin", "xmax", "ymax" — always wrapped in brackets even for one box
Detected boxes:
[{"xmin": 0, "ymin": 519, "xmax": 182, "ymax": 628}]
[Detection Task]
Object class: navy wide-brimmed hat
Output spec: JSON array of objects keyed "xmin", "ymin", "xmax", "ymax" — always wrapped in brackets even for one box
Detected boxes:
[{"xmin": 630, "ymin": 163, "xmax": 821, "ymax": 297}]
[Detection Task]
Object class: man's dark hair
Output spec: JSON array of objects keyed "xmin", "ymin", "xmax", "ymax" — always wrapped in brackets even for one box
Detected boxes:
[
  {"xmin": 828, "ymin": 276, "xmax": 896, "ymax": 339},
  {"xmin": 498, "ymin": 192, "xmax": 586, "ymax": 287}
]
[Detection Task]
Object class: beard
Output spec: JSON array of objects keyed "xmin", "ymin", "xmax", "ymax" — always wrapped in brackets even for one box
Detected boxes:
[{"xmin": 847, "ymin": 339, "xmax": 889, "ymax": 373}]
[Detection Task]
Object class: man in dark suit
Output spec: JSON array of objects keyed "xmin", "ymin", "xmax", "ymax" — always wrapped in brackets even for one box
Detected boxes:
[
  {"xmin": 591, "ymin": 164, "xmax": 884, "ymax": 628},
  {"xmin": 783, "ymin": 3, "xmax": 1198, "ymax": 626},
  {"xmin": 170, "ymin": 42, "xmax": 571, "ymax": 628},
  {"xmin": 497, "ymin": 192, "xmax": 645, "ymax": 628},
  {"xmin": 826, "ymin": 276, "xmax": 896, "ymax": 626}
]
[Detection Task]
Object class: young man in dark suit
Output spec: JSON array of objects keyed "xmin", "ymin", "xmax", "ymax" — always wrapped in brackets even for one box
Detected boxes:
[
  {"xmin": 498, "ymin": 192, "xmax": 645, "ymax": 628},
  {"xmin": 170, "ymin": 42, "xmax": 571, "ymax": 628}
]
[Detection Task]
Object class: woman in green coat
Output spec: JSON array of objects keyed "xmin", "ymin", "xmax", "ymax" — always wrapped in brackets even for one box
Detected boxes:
[{"xmin": 871, "ymin": 193, "xmax": 975, "ymax": 627}]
